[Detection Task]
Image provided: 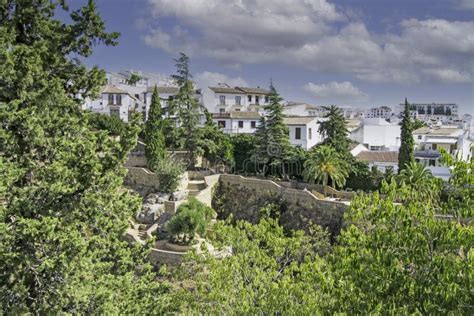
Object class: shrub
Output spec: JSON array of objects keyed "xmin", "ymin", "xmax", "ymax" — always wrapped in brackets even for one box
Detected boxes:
[
  {"xmin": 88, "ymin": 112, "xmax": 128, "ymax": 136},
  {"xmin": 155, "ymin": 158, "xmax": 185, "ymax": 193},
  {"xmin": 166, "ymin": 197, "xmax": 215, "ymax": 244}
]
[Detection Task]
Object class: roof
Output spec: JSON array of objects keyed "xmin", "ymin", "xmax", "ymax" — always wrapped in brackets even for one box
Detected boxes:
[
  {"xmin": 356, "ymin": 151, "xmax": 399, "ymax": 163},
  {"xmin": 425, "ymin": 137, "xmax": 457, "ymax": 144},
  {"xmin": 415, "ymin": 150, "xmax": 441, "ymax": 158},
  {"xmin": 146, "ymin": 86, "xmax": 201, "ymax": 95},
  {"xmin": 413, "ymin": 127, "xmax": 462, "ymax": 136},
  {"xmin": 283, "ymin": 116, "xmax": 317, "ymax": 125},
  {"xmin": 236, "ymin": 86, "xmax": 271, "ymax": 95},
  {"xmin": 212, "ymin": 111, "xmax": 261, "ymax": 119},
  {"xmin": 209, "ymin": 86, "xmax": 245, "ymax": 94},
  {"xmin": 102, "ymin": 85, "xmax": 128, "ymax": 94}
]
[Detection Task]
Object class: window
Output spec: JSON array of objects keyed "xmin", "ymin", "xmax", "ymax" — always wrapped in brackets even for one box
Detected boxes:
[
  {"xmin": 219, "ymin": 95, "xmax": 226, "ymax": 105},
  {"xmin": 429, "ymin": 159, "xmax": 436, "ymax": 166},
  {"xmin": 235, "ymin": 96, "xmax": 241, "ymax": 106},
  {"xmin": 251, "ymin": 121, "xmax": 256, "ymax": 128},
  {"xmin": 235, "ymin": 108, "xmax": 241, "ymax": 112},
  {"xmin": 255, "ymin": 95, "xmax": 260, "ymax": 104},
  {"xmin": 418, "ymin": 135, "xmax": 422, "ymax": 140},
  {"xmin": 110, "ymin": 108, "xmax": 120, "ymax": 118},
  {"xmin": 295, "ymin": 127, "xmax": 301, "ymax": 140},
  {"xmin": 238, "ymin": 121, "xmax": 244, "ymax": 128},
  {"xmin": 248, "ymin": 95, "xmax": 252, "ymax": 102},
  {"xmin": 308, "ymin": 128, "xmax": 312, "ymax": 139},
  {"xmin": 116, "ymin": 94, "xmax": 122, "ymax": 105},
  {"xmin": 218, "ymin": 120, "xmax": 226, "ymax": 128},
  {"xmin": 265, "ymin": 96, "xmax": 269, "ymax": 103},
  {"xmin": 108, "ymin": 94, "xmax": 114, "ymax": 105},
  {"xmin": 219, "ymin": 108, "xmax": 225, "ymax": 113}
]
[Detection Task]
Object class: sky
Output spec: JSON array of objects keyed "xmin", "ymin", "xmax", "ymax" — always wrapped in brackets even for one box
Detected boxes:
[{"xmin": 74, "ymin": 0, "xmax": 473, "ymax": 114}]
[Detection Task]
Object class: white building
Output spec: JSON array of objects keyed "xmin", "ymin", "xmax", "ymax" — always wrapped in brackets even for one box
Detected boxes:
[
  {"xmin": 209, "ymin": 84, "xmax": 271, "ymax": 113},
  {"xmin": 283, "ymin": 116, "xmax": 325, "ymax": 150},
  {"xmin": 82, "ymin": 85, "xmax": 144, "ymax": 122},
  {"xmin": 350, "ymin": 118, "xmax": 401, "ymax": 151},
  {"xmin": 413, "ymin": 126, "xmax": 471, "ymax": 161},
  {"xmin": 107, "ymin": 70, "xmax": 170, "ymax": 87},
  {"xmin": 365, "ymin": 106, "xmax": 393, "ymax": 119},
  {"xmin": 355, "ymin": 151, "xmax": 399, "ymax": 173},
  {"xmin": 399, "ymin": 103, "xmax": 459, "ymax": 122},
  {"xmin": 212, "ymin": 111, "xmax": 261, "ymax": 135},
  {"xmin": 283, "ymin": 102, "xmax": 328, "ymax": 117}
]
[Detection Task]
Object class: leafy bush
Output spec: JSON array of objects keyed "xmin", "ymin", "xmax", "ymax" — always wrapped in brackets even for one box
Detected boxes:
[
  {"xmin": 166, "ymin": 197, "xmax": 215, "ymax": 243},
  {"xmin": 155, "ymin": 158, "xmax": 185, "ymax": 193},
  {"xmin": 88, "ymin": 112, "xmax": 128, "ymax": 136}
]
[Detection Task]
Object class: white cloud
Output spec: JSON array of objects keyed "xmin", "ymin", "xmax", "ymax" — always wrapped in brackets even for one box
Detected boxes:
[
  {"xmin": 303, "ymin": 81, "xmax": 369, "ymax": 101},
  {"xmin": 143, "ymin": 1, "xmax": 474, "ymax": 84},
  {"xmin": 456, "ymin": 0, "xmax": 474, "ymax": 10}
]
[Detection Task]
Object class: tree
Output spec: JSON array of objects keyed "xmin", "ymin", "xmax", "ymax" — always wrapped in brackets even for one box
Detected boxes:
[
  {"xmin": 303, "ymin": 145, "xmax": 349, "ymax": 189},
  {"xmin": 166, "ymin": 197, "xmax": 215, "ymax": 244},
  {"xmin": 126, "ymin": 73, "xmax": 141, "ymax": 86},
  {"xmin": 171, "ymin": 53, "xmax": 202, "ymax": 168},
  {"xmin": 88, "ymin": 112, "xmax": 127, "ymax": 136},
  {"xmin": 398, "ymin": 98, "xmax": 415, "ymax": 172},
  {"xmin": 231, "ymin": 133, "xmax": 257, "ymax": 174},
  {"xmin": 318, "ymin": 105, "xmax": 351, "ymax": 153},
  {"xmin": 0, "ymin": 1, "xmax": 171, "ymax": 313},
  {"xmin": 397, "ymin": 161, "xmax": 441, "ymax": 203},
  {"xmin": 144, "ymin": 86, "xmax": 166, "ymax": 170},
  {"xmin": 252, "ymin": 84, "xmax": 292, "ymax": 176},
  {"xmin": 198, "ymin": 110, "xmax": 234, "ymax": 168}
]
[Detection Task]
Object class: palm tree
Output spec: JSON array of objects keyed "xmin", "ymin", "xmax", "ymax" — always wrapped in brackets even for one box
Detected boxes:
[
  {"xmin": 397, "ymin": 161, "xmax": 440, "ymax": 202},
  {"xmin": 303, "ymin": 145, "xmax": 349, "ymax": 190}
]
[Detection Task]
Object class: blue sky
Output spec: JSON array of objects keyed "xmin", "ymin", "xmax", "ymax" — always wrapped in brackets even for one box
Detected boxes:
[{"xmin": 77, "ymin": 0, "xmax": 473, "ymax": 114}]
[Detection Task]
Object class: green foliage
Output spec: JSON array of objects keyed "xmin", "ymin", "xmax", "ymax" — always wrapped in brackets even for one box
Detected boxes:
[
  {"xmin": 173, "ymin": 216, "xmax": 331, "ymax": 314},
  {"xmin": 88, "ymin": 111, "xmax": 128, "ymax": 136},
  {"xmin": 199, "ymin": 110, "xmax": 234, "ymax": 166},
  {"xmin": 345, "ymin": 163, "xmax": 384, "ymax": 192},
  {"xmin": 154, "ymin": 158, "xmax": 185, "ymax": 194},
  {"xmin": 166, "ymin": 197, "xmax": 215, "ymax": 244},
  {"xmin": 318, "ymin": 105, "xmax": 351, "ymax": 153},
  {"xmin": 171, "ymin": 53, "xmax": 202, "ymax": 168},
  {"xmin": 126, "ymin": 73, "xmax": 141, "ymax": 86},
  {"xmin": 398, "ymin": 98, "xmax": 415, "ymax": 172},
  {"xmin": 144, "ymin": 86, "xmax": 167, "ymax": 170},
  {"xmin": 303, "ymin": 145, "xmax": 349, "ymax": 189},
  {"xmin": 397, "ymin": 161, "xmax": 441, "ymax": 203},
  {"xmin": 252, "ymin": 84, "xmax": 292, "ymax": 177},
  {"xmin": 231, "ymin": 133, "xmax": 257, "ymax": 173},
  {"xmin": 0, "ymin": 1, "xmax": 171, "ymax": 313}
]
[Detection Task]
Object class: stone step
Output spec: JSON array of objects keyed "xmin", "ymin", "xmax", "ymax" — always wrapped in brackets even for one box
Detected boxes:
[
  {"xmin": 187, "ymin": 181, "xmax": 206, "ymax": 191},
  {"xmin": 188, "ymin": 190, "xmax": 200, "ymax": 197}
]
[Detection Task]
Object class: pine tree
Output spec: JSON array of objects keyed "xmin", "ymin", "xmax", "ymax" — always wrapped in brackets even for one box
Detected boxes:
[
  {"xmin": 398, "ymin": 98, "xmax": 415, "ymax": 172},
  {"xmin": 253, "ymin": 84, "xmax": 292, "ymax": 176},
  {"xmin": 145, "ymin": 86, "xmax": 167, "ymax": 170},
  {"xmin": 318, "ymin": 105, "xmax": 350, "ymax": 153},
  {"xmin": 171, "ymin": 53, "xmax": 202, "ymax": 168},
  {"xmin": 0, "ymin": 1, "xmax": 170, "ymax": 313}
]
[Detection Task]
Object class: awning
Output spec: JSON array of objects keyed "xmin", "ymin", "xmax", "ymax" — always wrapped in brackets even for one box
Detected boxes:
[{"xmin": 425, "ymin": 138, "xmax": 457, "ymax": 144}]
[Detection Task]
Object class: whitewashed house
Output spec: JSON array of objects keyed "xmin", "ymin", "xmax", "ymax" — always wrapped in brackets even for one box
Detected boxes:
[
  {"xmin": 212, "ymin": 111, "xmax": 261, "ymax": 135},
  {"xmin": 209, "ymin": 84, "xmax": 271, "ymax": 113},
  {"xmin": 355, "ymin": 151, "xmax": 399, "ymax": 172},
  {"xmin": 283, "ymin": 102, "xmax": 328, "ymax": 117},
  {"xmin": 283, "ymin": 117, "xmax": 325, "ymax": 150},
  {"xmin": 413, "ymin": 126, "xmax": 472, "ymax": 161},
  {"xmin": 350, "ymin": 118, "xmax": 401, "ymax": 151},
  {"xmin": 83, "ymin": 85, "xmax": 144, "ymax": 122},
  {"xmin": 143, "ymin": 86, "xmax": 203, "ymax": 120}
]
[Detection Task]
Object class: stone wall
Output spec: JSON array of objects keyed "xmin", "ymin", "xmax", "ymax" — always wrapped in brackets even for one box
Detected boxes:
[
  {"xmin": 213, "ymin": 175, "xmax": 348, "ymax": 237},
  {"xmin": 148, "ymin": 248, "xmax": 185, "ymax": 266},
  {"xmin": 125, "ymin": 167, "xmax": 161, "ymax": 191}
]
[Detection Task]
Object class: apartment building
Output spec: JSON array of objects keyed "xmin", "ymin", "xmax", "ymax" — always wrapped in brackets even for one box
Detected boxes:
[
  {"xmin": 212, "ymin": 111, "xmax": 261, "ymax": 134},
  {"xmin": 209, "ymin": 84, "xmax": 271, "ymax": 113},
  {"xmin": 365, "ymin": 106, "xmax": 393, "ymax": 119},
  {"xmin": 399, "ymin": 103, "xmax": 459, "ymax": 122},
  {"xmin": 413, "ymin": 126, "xmax": 471, "ymax": 161}
]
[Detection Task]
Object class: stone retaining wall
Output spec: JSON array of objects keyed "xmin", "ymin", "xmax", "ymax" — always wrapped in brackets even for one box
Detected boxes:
[
  {"xmin": 214, "ymin": 175, "xmax": 348, "ymax": 237},
  {"xmin": 125, "ymin": 167, "xmax": 161, "ymax": 191}
]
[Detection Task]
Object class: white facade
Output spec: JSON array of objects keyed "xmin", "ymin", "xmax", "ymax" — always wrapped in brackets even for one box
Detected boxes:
[
  {"xmin": 413, "ymin": 126, "xmax": 472, "ymax": 161},
  {"xmin": 143, "ymin": 86, "xmax": 203, "ymax": 120},
  {"xmin": 350, "ymin": 118, "xmax": 401, "ymax": 151},
  {"xmin": 283, "ymin": 102, "xmax": 328, "ymax": 117},
  {"xmin": 399, "ymin": 103, "xmax": 459, "ymax": 123},
  {"xmin": 355, "ymin": 151, "xmax": 399, "ymax": 173},
  {"xmin": 212, "ymin": 112, "xmax": 261, "ymax": 135},
  {"xmin": 209, "ymin": 84, "xmax": 270, "ymax": 114},
  {"xmin": 365, "ymin": 106, "xmax": 393, "ymax": 119},
  {"xmin": 283, "ymin": 117, "xmax": 325, "ymax": 150}
]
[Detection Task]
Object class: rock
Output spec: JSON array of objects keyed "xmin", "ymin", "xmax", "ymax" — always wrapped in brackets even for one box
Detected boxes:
[
  {"xmin": 136, "ymin": 203, "xmax": 165, "ymax": 224},
  {"xmin": 171, "ymin": 189, "xmax": 189, "ymax": 201}
]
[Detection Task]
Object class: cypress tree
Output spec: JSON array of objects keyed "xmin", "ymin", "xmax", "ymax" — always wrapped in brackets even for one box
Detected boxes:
[
  {"xmin": 398, "ymin": 98, "xmax": 415, "ymax": 172},
  {"xmin": 145, "ymin": 86, "xmax": 167, "ymax": 170}
]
